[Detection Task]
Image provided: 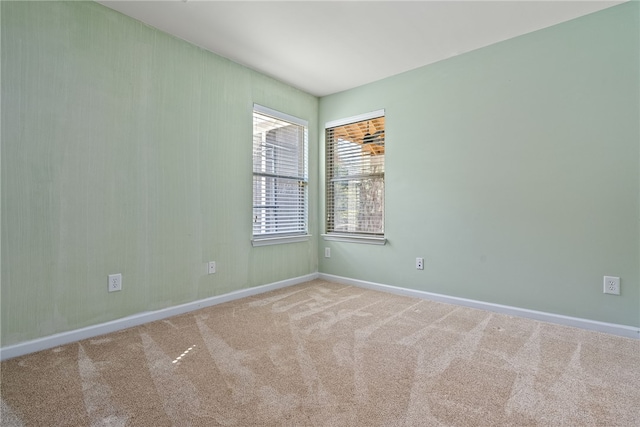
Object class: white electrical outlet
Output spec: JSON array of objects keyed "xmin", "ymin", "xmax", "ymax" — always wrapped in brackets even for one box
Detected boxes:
[
  {"xmin": 325, "ymin": 248, "xmax": 331, "ymax": 258},
  {"xmin": 603, "ymin": 276, "xmax": 620, "ymax": 295},
  {"xmin": 208, "ymin": 261, "xmax": 216, "ymax": 274},
  {"xmin": 108, "ymin": 274, "xmax": 122, "ymax": 292},
  {"xmin": 416, "ymin": 257, "xmax": 424, "ymax": 270}
]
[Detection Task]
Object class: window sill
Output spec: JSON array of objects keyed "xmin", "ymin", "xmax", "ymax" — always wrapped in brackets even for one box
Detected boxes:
[
  {"xmin": 252, "ymin": 234, "xmax": 312, "ymax": 247},
  {"xmin": 321, "ymin": 234, "xmax": 386, "ymax": 245}
]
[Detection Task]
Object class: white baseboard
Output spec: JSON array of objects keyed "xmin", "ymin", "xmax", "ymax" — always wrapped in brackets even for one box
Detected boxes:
[
  {"xmin": 0, "ymin": 273, "xmax": 320, "ymax": 361},
  {"xmin": 319, "ymin": 273, "xmax": 640, "ymax": 340}
]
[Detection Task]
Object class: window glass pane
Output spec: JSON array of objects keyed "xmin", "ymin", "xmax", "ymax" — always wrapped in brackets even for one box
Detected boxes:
[
  {"xmin": 253, "ymin": 176, "xmax": 306, "ymax": 235},
  {"xmin": 326, "ymin": 114, "xmax": 385, "ymax": 235},
  {"xmin": 328, "ymin": 177, "xmax": 384, "ymax": 234},
  {"xmin": 253, "ymin": 106, "xmax": 308, "ymax": 238}
]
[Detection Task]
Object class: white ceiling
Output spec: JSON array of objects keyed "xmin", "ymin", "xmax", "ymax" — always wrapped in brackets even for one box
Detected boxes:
[{"xmin": 99, "ymin": 0, "xmax": 625, "ymax": 97}]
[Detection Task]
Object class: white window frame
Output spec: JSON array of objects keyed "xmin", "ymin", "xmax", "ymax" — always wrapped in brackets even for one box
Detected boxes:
[
  {"xmin": 323, "ymin": 110, "xmax": 386, "ymax": 245},
  {"xmin": 252, "ymin": 104, "xmax": 310, "ymax": 247}
]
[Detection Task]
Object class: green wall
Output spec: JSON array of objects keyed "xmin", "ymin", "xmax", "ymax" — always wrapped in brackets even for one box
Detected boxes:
[
  {"xmin": 1, "ymin": 1, "xmax": 638, "ymax": 349},
  {"xmin": 319, "ymin": 2, "xmax": 640, "ymax": 327},
  {"xmin": 1, "ymin": 1, "xmax": 318, "ymax": 346}
]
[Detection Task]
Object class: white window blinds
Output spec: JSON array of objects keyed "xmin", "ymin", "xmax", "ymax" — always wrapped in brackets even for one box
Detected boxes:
[
  {"xmin": 326, "ymin": 111, "xmax": 385, "ymax": 235},
  {"xmin": 252, "ymin": 105, "xmax": 308, "ymax": 239}
]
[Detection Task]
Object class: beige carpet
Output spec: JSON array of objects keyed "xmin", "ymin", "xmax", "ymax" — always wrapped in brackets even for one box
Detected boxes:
[{"xmin": 1, "ymin": 279, "xmax": 639, "ymax": 426}]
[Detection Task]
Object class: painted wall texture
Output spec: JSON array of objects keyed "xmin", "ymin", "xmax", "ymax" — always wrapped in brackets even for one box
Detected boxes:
[
  {"xmin": 319, "ymin": 2, "xmax": 639, "ymax": 327},
  {"xmin": 1, "ymin": 1, "xmax": 318, "ymax": 346},
  {"xmin": 1, "ymin": 1, "xmax": 638, "ymax": 349}
]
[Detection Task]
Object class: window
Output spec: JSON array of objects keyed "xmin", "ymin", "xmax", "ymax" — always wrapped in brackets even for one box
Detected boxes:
[
  {"xmin": 252, "ymin": 105, "xmax": 308, "ymax": 245},
  {"xmin": 325, "ymin": 110, "xmax": 385, "ymax": 242}
]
